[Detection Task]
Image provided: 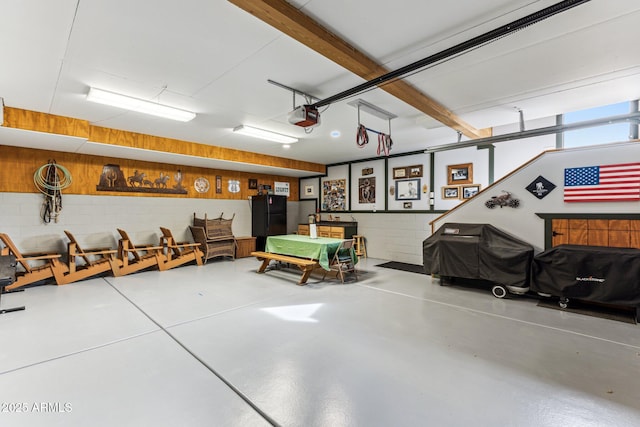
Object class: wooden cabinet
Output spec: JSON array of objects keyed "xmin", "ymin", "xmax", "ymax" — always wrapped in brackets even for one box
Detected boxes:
[
  {"xmin": 235, "ymin": 236, "xmax": 256, "ymax": 258},
  {"xmin": 298, "ymin": 221, "xmax": 358, "ymax": 239},
  {"xmin": 330, "ymin": 227, "xmax": 345, "ymax": 239},
  {"xmin": 317, "ymin": 225, "xmax": 331, "ymax": 237},
  {"xmin": 551, "ymin": 218, "xmax": 640, "ymax": 248}
]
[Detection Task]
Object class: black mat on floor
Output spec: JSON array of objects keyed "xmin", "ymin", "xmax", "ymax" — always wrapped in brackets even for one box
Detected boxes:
[
  {"xmin": 537, "ymin": 299, "xmax": 637, "ymax": 324},
  {"xmin": 376, "ymin": 261, "xmax": 426, "ymax": 274}
]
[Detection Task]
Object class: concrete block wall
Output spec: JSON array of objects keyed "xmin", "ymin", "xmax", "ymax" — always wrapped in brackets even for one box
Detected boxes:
[
  {"xmin": 349, "ymin": 212, "xmax": 440, "ymax": 265},
  {"xmin": 0, "ymin": 193, "xmax": 272, "ymax": 254},
  {"xmin": 1, "ymin": 191, "xmax": 438, "ymax": 265}
]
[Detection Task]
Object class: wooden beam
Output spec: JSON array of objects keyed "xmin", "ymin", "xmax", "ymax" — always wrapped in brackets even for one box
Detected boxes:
[{"xmin": 228, "ymin": 0, "xmax": 491, "ymax": 139}]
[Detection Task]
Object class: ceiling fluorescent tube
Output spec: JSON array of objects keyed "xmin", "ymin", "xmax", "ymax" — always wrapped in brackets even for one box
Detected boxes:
[
  {"xmin": 233, "ymin": 125, "xmax": 298, "ymax": 144},
  {"xmin": 87, "ymin": 87, "xmax": 196, "ymax": 122}
]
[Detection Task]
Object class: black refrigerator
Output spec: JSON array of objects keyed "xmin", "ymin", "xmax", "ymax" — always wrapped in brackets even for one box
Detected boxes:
[{"xmin": 251, "ymin": 194, "xmax": 287, "ymax": 251}]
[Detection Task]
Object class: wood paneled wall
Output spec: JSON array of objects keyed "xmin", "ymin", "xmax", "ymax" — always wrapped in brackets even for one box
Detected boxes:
[
  {"xmin": 3, "ymin": 106, "xmax": 325, "ymax": 175},
  {"xmin": 0, "ymin": 106, "xmax": 333, "ymax": 201},
  {"xmin": 3, "ymin": 108, "xmax": 90, "ymax": 137},
  {"xmin": 0, "ymin": 145, "xmax": 300, "ymax": 201}
]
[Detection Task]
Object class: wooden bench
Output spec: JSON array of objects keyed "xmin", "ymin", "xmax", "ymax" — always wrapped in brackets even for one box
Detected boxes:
[{"xmin": 250, "ymin": 251, "xmax": 319, "ymax": 285}]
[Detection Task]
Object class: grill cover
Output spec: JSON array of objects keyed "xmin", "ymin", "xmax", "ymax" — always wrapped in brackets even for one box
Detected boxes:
[
  {"xmin": 531, "ymin": 244, "xmax": 640, "ymax": 305},
  {"xmin": 423, "ymin": 223, "xmax": 534, "ymax": 288}
]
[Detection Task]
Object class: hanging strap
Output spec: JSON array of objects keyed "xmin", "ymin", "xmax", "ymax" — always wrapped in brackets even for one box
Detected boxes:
[
  {"xmin": 377, "ymin": 132, "xmax": 393, "ymax": 156},
  {"xmin": 356, "ymin": 124, "xmax": 369, "ymax": 147}
]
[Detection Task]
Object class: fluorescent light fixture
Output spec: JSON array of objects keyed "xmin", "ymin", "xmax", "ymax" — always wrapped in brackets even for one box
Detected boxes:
[
  {"xmin": 86, "ymin": 87, "xmax": 196, "ymax": 122},
  {"xmin": 233, "ymin": 125, "xmax": 298, "ymax": 144}
]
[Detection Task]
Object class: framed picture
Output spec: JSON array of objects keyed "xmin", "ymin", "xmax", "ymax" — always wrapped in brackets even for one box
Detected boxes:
[
  {"xmin": 248, "ymin": 178, "xmax": 258, "ymax": 189},
  {"xmin": 409, "ymin": 165, "xmax": 423, "ymax": 177},
  {"xmin": 442, "ymin": 185, "xmax": 460, "ymax": 199},
  {"xmin": 304, "ymin": 185, "xmax": 315, "ymax": 196},
  {"xmin": 395, "ymin": 178, "xmax": 420, "ymax": 200},
  {"xmin": 322, "ymin": 179, "xmax": 347, "ymax": 211},
  {"xmin": 216, "ymin": 175, "xmax": 222, "ymax": 194},
  {"xmin": 393, "ymin": 167, "xmax": 407, "ymax": 179},
  {"xmin": 362, "ymin": 167, "xmax": 373, "ymax": 176},
  {"xmin": 403, "ymin": 202, "xmax": 412, "ymax": 209},
  {"xmin": 358, "ymin": 177, "xmax": 376, "ymax": 204},
  {"xmin": 447, "ymin": 163, "xmax": 473, "ymax": 185},
  {"xmin": 462, "ymin": 184, "xmax": 481, "ymax": 199}
]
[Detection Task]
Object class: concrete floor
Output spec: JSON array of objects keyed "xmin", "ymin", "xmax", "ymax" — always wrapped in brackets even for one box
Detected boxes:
[{"xmin": 1, "ymin": 257, "xmax": 639, "ymax": 426}]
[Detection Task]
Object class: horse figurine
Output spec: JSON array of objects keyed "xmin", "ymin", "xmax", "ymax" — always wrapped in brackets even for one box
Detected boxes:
[
  {"xmin": 128, "ymin": 170, "xmax": 146, "ymax": 187},
  {"xmin": 155, "ymin": 173, "xmax": 170, "ymax": 188}
]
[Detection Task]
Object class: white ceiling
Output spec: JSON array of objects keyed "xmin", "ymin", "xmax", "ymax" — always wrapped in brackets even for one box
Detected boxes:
[{"xmin": 1, "ymin": 0, "xmax": 639, "ymax": 176}]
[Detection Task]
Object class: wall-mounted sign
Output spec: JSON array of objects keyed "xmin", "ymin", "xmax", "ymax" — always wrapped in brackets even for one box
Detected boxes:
[
  {"xmin": 525, "ymin": 175, "xmax": 555, "ymax": 199},
  {"xmin": 228, "ymin": 179, "xmax": 240, "ymax": 193},
  {"xmin": 96, "ymin": 164, "xmax": 187, "ymax": 195},
  {"xmin": 274, "ymin": 181, "xmax": 290, "ymax": 197},
  {"xmin": 194, "ymin": 177, "xmax": 209, "ymax": 193}
]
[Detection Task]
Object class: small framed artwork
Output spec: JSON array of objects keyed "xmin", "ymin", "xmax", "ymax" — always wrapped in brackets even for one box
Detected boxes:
[
  {"xmin": 409, "ymin": 165, "xmax": 423, "ymax": 177},
  {"xmin": 393, "ymin": 167, "xmax": 407, "ymax": 179},
  {"xmin": 358, "ymin": 177, "xmax": 376, "ymax": 204},
  {"xmin": 403, "ymin": 202, "xmax": 412, "ymax": 209},
  {"xmin": 447, "ymin": 163, "xmax": 473, "ymax": 185},
  {"xmin": 216, "ymin": 175, "xmax": 222, "ymax": 194},
  {"xmin": 362, "ymin": 167, "xmax": 374, "ymax": 176},
  {"xmin": 395, "ymin": 178, "xmax": 421, "ymax": 200},
  {"xmin": 442, "ymin": 185, "xmax": 460, "ymax": 199},
  {"xmin": 462, "ymin": 184, "xmax": 481, "ymax": 199},
  {"xmin": 304, "ymin": 185, "xmax": 315, "ymax": 196},
  {"xmin": 248, "ymin": 178, "xmax": 258, "ymax": 189}
]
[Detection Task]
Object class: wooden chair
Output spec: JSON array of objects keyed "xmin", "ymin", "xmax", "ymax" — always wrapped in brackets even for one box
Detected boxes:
[
  {"xmin": 158, "ymin": 227, "xmax": 204, "ymax": 270},
  {"xmin": 192, "ymin": 213, "xmax": 236, "ymax": 262},
  {"xmin": 353, "ymin": 234, "xmax": 367, "ymax": 258},
  {"xmin": 117, "ymin": 229, "xmax": 164, "ymax": 275},
  {"xmin": 58, "ymin": 230, "xmax": 122, "ymax": 285},
  {"xmin": 323, "ymin": 239, "xmax": 357, "ymax": 284},
  {"xmin": 189, "ymin": 225, "xmax": 236, "ymax": 263},
  {"xmin": 1, "ymin": 254, "xmax": 25, "ymax": 313},
  {"xmin": 0, "ymin": 233, "xmax": 67, "ymax": 291}
]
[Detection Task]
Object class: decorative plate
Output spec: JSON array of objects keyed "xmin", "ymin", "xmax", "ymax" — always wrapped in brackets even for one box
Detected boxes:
[{"xmin": 194, "ymin": 177, "xmax": 210, "ymax": 193}]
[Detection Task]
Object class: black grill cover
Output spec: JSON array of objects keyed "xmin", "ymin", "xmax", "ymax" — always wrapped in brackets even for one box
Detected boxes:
[
  {"xmin": 423, "ymin": 223, "xmax": 534, "ymax": 288},
  {"xmin": 531, "ymin": 245, "xmax": 640, "ymax": 305}
]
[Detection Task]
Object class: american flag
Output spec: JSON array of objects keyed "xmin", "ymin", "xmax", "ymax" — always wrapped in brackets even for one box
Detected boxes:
[{"xmin": 564, "ymin": 163, "xmax": 640, "ymax": 202}]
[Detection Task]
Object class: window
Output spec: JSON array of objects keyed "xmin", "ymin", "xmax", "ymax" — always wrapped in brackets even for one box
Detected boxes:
[{"xmin": 563, "ymin": 101, "xmax": 632, "ymax": 148}]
